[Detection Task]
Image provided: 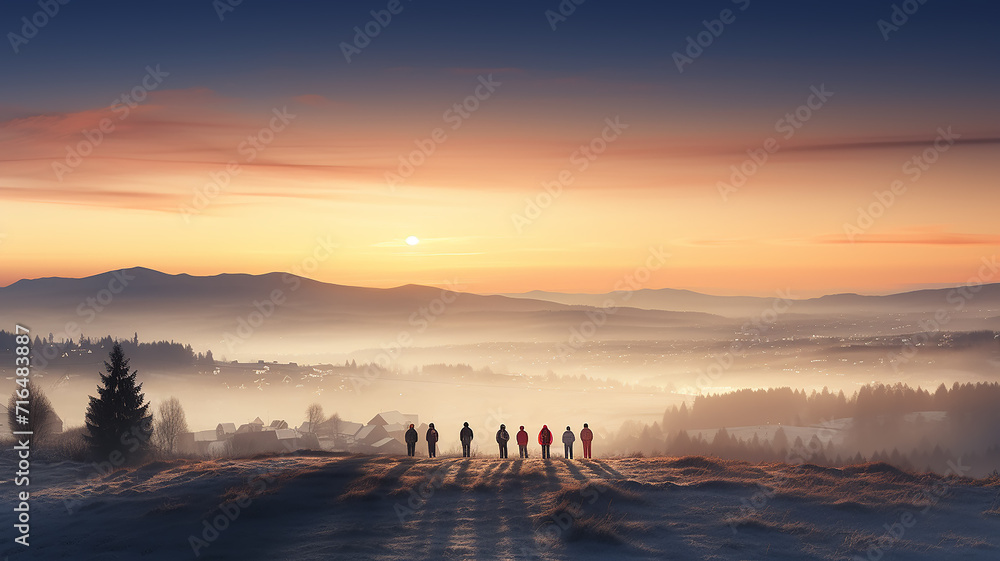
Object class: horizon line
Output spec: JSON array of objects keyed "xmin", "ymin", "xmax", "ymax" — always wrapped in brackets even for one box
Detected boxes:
[{"xmin": 3, "ymin": 265, "xmax": 997, "ymax": 301}]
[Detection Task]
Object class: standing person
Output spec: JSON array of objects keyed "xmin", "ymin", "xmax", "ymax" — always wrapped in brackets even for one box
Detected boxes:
[
  {"xmin": 496, "ymin": 424, "xmax": 510, "ymax": 458},
  {"xmin": 426, "ymin": 422, "xmax": 439, "ymax": 458},
  {"xmin": 404, "ymin": 424, "xmax": 418, "ymax": 457},
  {"xmin": 580, "ymin": 423, "xmax": 594, "ymax": 459},
  {"xmin": 562, "ymin": 426, "xmax": 576, "ymax": 459},
  {"xmin": 538, "ymin": 425, "xmax": 553, "ymax": 459},
  {"xmin": 516, "ymin": 425, "xmax": 529, "ymax": 458},
  {"xmin": 460, "ymin": 422, "xmax": 474, "ymax": 457}
]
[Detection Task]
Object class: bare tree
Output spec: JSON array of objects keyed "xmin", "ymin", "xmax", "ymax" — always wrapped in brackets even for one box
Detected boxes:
[
  {"xmin": 328, "ymin": 412, "xmax": 344, "ymax": 448},
  {"xmin": 153, "ymin": 397, "xmax": 189, "ymax": 454},
  {"xmin": 305, "ymin": 403, "xmax": 325, "ymax": 434},
  {"xmin": 7, "ymin": 380, "xmax": 56, "ymax": 447}
]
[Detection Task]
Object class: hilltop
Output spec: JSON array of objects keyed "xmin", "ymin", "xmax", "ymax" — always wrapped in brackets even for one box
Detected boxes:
[{"xmin": 5, "ymin": 453, "xmax": 999, "ymax": 560}]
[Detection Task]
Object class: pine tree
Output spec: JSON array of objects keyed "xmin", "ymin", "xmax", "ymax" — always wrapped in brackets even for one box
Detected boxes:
[
  {"xmin": 771, "ymin": 426, "xmax": 789, "ymax": 453},
  {"xmin": 84, "ymin": 342, "xmax": 153, "ymax": 462}
]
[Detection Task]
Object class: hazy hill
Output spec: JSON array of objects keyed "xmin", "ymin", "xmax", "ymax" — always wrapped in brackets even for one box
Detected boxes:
[
  {"xmin": 6, "ymin": 268, "xmax": 999, "ymax": 363},
  {"xmin": 0, "ymin": 268, "xmax": 726, "ymax": 358},
  {"xmin": 504, "ymin": 284, "xmax": 1000, "ymax": 317},
  {"xmin": 8, "ymin": 454, "xmax": 998, "ymax": 560}
]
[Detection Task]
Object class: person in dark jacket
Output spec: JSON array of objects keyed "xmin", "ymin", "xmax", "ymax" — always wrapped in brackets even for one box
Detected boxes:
[
  {"xmin": 426, "ymin": 422, "xmax": 439, "ymax": 458},
  {"xmin": 580, "ymin": 423, "xmax": 594, "ymax": 459},
  {"xmin": 496, "ymin": 424, "xmax": 510, "ymax": 458},
  {"xmin": 516, "ymin": 426, "xmax": 529, "ymax": 458},
  {"xmin": 460, "ymin": 422, "xmax": 474, "ymax": 457},
  {"xmin": 538, "ymin": 425, "xmax": 553, "ymax": 459},
  {"xmin": 562, "ymin": 426, "xmax": 575, "ymax": 459},
  {"xmin": 404, "ymin": 424, "xmax": 418, "ymax": 457}
]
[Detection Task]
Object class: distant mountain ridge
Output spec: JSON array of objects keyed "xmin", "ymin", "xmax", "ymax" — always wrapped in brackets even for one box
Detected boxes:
[
  {"xmin": 0, "ymin": 267, "xmax": 726, "ymax": 357},
  {"xmin": 3, "ymin": 268, "xmax": 998, "ymax": 361},
  {"xmin": 503, "ymin": 283, "xmax": 1000, "ymax": 316},
  {"xmin": 5, "ymin": 267, "xmax": 1000, "ymax": 319}
]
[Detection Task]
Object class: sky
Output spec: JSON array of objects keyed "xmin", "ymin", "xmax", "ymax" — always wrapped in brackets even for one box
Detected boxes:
[{"xmin": 1, "ymin": 0, "xmax": 998, "ymax": 296}]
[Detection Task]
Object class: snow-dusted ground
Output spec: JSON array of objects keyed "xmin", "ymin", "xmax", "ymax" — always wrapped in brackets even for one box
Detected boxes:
[{"xmin": 3, "ymin": 453, "xmax": 999, "ymax": 560}]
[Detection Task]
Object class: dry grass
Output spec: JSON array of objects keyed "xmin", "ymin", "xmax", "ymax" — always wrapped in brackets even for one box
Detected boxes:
[
  {"xmin": 722, "ymin": 511, "xmax": 819, "ymax": 536},
  {"xmin": 938, "ymin": 532, "xmax": 996, "ymax": 549},
  {"xmin": 339, "ymin": 473, "xmax": 385, "ymax": 501}
]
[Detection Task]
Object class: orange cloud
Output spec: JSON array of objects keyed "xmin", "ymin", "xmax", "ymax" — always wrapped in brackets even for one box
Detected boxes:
[{"xmin": 813, "ymin": 231, "xmax": 1000, "ymax": 245}]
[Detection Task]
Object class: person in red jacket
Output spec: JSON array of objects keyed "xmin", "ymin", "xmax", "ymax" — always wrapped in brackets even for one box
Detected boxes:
[
  {"xmin": 516, "ymin": 426, "xmax": 529, "ymax": 458},
  {"xmin": 538, "ymin": 425, "xmax": 553, "ymax": 459},
  {"xmin": 580, "ymin": 423, "xmax": 594, "ymax": 459}
]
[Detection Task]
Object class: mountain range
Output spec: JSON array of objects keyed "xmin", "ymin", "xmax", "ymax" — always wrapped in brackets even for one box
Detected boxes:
[{"xmin": 2, "ymin": 268, "xmax": 998, "ymax": 360}]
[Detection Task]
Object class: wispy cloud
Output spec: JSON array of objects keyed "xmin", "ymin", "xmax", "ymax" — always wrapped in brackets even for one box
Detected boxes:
[
  {"xmin": 780, "ymin": 135, "xmax": 1000, "ymax": 154},
  {"xmin": 813, "ymin": 229, "xmax": 1000, "ymax": 245}
]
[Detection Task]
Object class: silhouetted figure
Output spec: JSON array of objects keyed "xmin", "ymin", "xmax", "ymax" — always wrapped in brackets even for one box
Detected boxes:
[
  {"xmin": 580, "ymin": 423, "xmax": 594, "ymax": 459},
  {"xmin": 404, "ymin": 423, "xmax": 418, "ymax": 457},
  {"xmin": 460, "ymin": 422, "xmax": 474, "ymax": 457},
  {"xmin": 516, "ymin": 425, "xmax": 529, "ymax": 458},
  {"xmin": 563, "ymin": 426, "xmax": 575, "ymax": 459},
  {"xmin": 538, "ymin": 425, "xmax": 553, "ymax": 459},
  {"xmin": 496, "ymin": 424, "xmax": 510, "ymax": 458},
  {"xmin": 426, "ymin": 423, "xmax": 439, "ymax": 458}
]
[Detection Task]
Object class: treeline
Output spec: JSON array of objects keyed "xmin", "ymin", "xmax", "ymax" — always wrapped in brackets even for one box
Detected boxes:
[
  {"xmin": 0, "ymin": 331, "xmax": 215, "ymax": 368},
  {"xmin": 417, "ymin": 363, "xmax": 662, "ymax": 393},
  {"xmin": 943, "ymin": 330, "xmax": 999, "ymax": 348},
  {"xmin": 662, "ymin": 381, "xmax": 1000, "ymax": 430},
  {"xmin": 604, "ymin": 382, "xmax": 1000, "ymax": 477}
]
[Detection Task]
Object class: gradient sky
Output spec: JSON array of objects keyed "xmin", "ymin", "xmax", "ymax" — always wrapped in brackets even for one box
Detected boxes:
[{"xmin": 1, "ymin": 0, "xmax": 999, "ymax": 296}]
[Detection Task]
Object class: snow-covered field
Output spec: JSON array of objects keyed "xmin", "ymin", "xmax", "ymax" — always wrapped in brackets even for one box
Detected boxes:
[{"xmin": 3, "ymin": 453, "xmax": 999, "ymax": 560}]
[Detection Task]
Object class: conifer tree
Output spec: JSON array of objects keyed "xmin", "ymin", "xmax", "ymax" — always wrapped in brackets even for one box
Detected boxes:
[{"xmin": 84, "ymin": 342, "xmax": 153, "ymax": 462}]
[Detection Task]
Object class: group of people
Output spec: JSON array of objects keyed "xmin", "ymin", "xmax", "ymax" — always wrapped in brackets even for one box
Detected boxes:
[{"xmin": 403, "ymin": 422, "xmax": 595, "ymax": 459}]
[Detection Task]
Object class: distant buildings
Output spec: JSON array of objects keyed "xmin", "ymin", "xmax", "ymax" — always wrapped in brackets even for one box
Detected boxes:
[
  {"xmin": 176, "ymin": 410, "xmax": 420, "ymax": 457},
  {"xmin": 177, "ymin": 415, "xmax": 317, "ymax": 456}
]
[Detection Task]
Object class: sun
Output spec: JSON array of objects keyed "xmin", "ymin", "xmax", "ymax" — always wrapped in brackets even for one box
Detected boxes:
[{"xmin": 405, "ymin": 235, "xmax": 420, "ymax": 246}]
